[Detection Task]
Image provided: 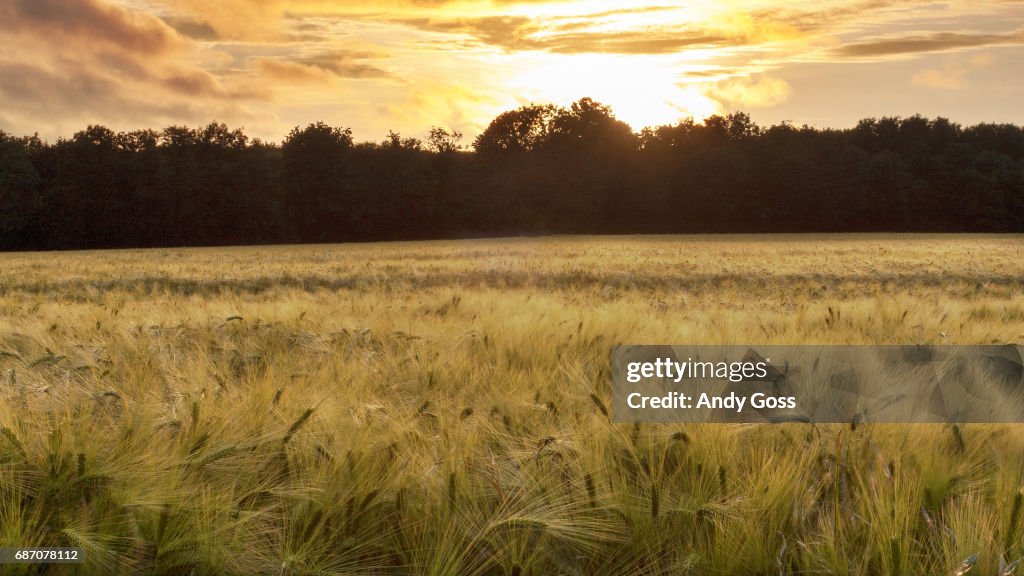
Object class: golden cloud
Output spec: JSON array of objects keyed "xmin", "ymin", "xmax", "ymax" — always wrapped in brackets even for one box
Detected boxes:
[
  {"xmin": 704, "ymin": 75, "xmax": 793, "ymax": 109},
  {"xmin": 835, "ymin": 30, "xmax": 1024, "ymax": 58}
]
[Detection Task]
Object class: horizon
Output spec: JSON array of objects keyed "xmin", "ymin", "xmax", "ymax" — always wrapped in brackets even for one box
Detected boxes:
[
  {"xmin": 2, "ymin": 0, "xmax": 1024, "ymax": 142},
  {"xmin": 3, "ymin": 105, "xmax": 1022, "ymax": 146}
]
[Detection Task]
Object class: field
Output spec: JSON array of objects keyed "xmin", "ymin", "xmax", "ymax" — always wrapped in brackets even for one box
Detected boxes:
[{"xmin": 1, "ymin": 234, "xmax": 1023, "ymax": 575}]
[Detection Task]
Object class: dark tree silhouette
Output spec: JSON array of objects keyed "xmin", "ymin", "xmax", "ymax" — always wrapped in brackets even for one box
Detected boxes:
[
  {"xmin": 1, "ymin": 100, "xmax": 1022, "ymax": 251},
  {"xmin": 281, "ymin": 122, "xmax": 353, "ymax": 242},
  {"xmin": 0, "ymin": 131, "xmax": 42, "ymax": 249},
  {"xmin": 474, "ymin": 104, "xmax": 558, "ymax": 156}
]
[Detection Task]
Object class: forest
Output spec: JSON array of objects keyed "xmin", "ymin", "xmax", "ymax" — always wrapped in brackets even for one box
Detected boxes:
[{"xmin": 1, "ymin": 97, "xmax": 1022, "ymax": 250}]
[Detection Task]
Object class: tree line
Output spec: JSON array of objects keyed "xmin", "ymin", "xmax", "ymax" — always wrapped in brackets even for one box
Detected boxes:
[{"xmin": 2, "ymin": 97, "xmax": 1022, "ymax": 250}]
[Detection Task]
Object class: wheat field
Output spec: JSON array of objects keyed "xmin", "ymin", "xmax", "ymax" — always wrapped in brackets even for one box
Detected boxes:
[{"xmin": 1, "ymin": 235, "xmax": 1023, "ymax": 575}]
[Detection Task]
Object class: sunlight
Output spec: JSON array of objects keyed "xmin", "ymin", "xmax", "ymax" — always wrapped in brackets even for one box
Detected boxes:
[
  {"xmin": 503, "ymin": 0, "xmax": 715, "ymax": 24},
  {"xmin": 469, "ymin": 0, "xmax": 734, "ymax": 130},
  {"xmin": 507, "ymin": 53, "xmax": 720, "ymax": 130}
]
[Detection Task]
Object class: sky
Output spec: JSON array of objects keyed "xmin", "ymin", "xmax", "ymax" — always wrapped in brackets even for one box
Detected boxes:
[{"xmin": 1, "ymin": 0, "xmax": 1023, "ymax": 143}]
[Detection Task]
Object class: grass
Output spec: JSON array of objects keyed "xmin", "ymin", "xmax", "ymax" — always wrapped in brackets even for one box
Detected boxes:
[{"xmin": 0, "ymin": 234, "xmax": 1023, "ymax": 575}]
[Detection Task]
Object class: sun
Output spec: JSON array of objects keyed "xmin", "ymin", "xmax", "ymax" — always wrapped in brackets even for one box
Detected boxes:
[
  {"xmin": 470, "ymin": 0, "xmax": 727, "ymax": 130},
  {"xmin": 505, "ymin": 52, "xmax": 720, "ymax": 130}
]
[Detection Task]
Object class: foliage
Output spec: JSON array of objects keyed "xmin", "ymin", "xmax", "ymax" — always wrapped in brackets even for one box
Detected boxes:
[{"xmin": 2, "ymin": 101, "xmax": 1023, "ymax": 249}]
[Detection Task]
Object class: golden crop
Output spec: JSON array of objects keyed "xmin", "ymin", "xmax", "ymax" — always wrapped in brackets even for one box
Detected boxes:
[{"xmin": 1, "ymin": 234, "xmax": 1022, "ymax": 574}]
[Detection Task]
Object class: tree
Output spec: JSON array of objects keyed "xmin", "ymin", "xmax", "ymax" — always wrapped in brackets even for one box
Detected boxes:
[
  {"xmin": 427, "ymin": 127, "xmax": 463, "ymax": 154},
  {"xmin": 383, "ymin": 130, "xmax": 422, "ymax": 151},
  {"xmin": 2, "ymin": 105, "xmax": 1024, "ymax": 251},
  {"xmin": 473, "ymin": 104, "xmax": 558, "ymax": 156},
  {"xmin": 281, "ymin": 122, "xmax": 353, "ymax": 241},
  {"xmin": 0, "ymin": 131, "xmax": 42, "ymax": 247},
  {"xmin": 537, "ymin": 99, "xmax": 638, "ymax": 232},
  {"xmin": 547, "ymin": 98, "xmax": 635, "ymax": 154},
  {"xmin": 38, "ymin": 125, "xmax": 125, "ymax": 247}
]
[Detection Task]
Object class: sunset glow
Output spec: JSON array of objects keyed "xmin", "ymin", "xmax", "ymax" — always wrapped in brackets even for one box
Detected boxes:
[{"xmin": 1, "ymin": 0, "xmax": 1022, "ymax": 141}]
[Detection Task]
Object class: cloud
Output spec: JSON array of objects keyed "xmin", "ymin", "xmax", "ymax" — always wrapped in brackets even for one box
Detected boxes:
[
  {"xmin": 171, "ymin": 0, "xmax": 287, "ymax": 42},
  {"xmin": 910, "ymin": 51, "xmax": 996, "ymax": 90},
  {"xmin": 0, "ymin": 0, "xmax": 276, "ymax": 139},
  {"xmin": 255, "ymin": 48, "xmax": 392, "ymax": 82},
  {"xmin": 704, "ymin": 76, "xmax": 793, "ymax": 108},
  {"xmin": 162, "ymin": 69, "xmax": 243, "ymax": 97},
  {"xmin": 90, "ymin": 48, "xmax": 249, "ymax": 98},
  {"xmin": 970, "ymin": 52, "xmax": 995, "ymax": 66},
  {"xmin": 256, "ymin": 59, "xmax": 335, "ymax": 82},
  {"xmin": 911, "ymin": 66, "xmax": 966, "ymax": 89},
  {"xmin": 533, "ymin": 31, "xmax": 729, "ymax": 55},
  {"xmin": 162, "ymin": 16, "xmax": 221, "ymax": 41},
  {"xmin": 3, "ymin": 0, "xmax": 1024, "ymax": 142},
  {"xmin": 0, "ymin": 0, "xmax": 183, "ymax": 53},
  {"xmin": 747, "ymin": 0, "xmax": 903, "ymax": 34},
  {"xmin": 385, "ymin": 80, "xmax": 509, "ymax": 138},
  {"xmin": 393, "ymin": 15, "xmax": 730, "ymax": 54},
  {"xmin": 0, "ymin": 60, "xmax": 259, "ymax": 135},
  {"xmin": 395, "ymin": 16, "xmax": 539, "ymax": 50},
  {"xmin": 834, "ymin": 30, "xmax": 1024, "ymax": 58},
  {"xmin": 298, "ymin": 50, "xmax": 392, "ymax": 77}
]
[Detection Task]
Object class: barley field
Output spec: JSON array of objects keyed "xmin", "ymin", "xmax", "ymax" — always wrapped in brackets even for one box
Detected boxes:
[{"xmin": 1, "ymin": 234, "xmax": 1023, "ymax": 575}]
